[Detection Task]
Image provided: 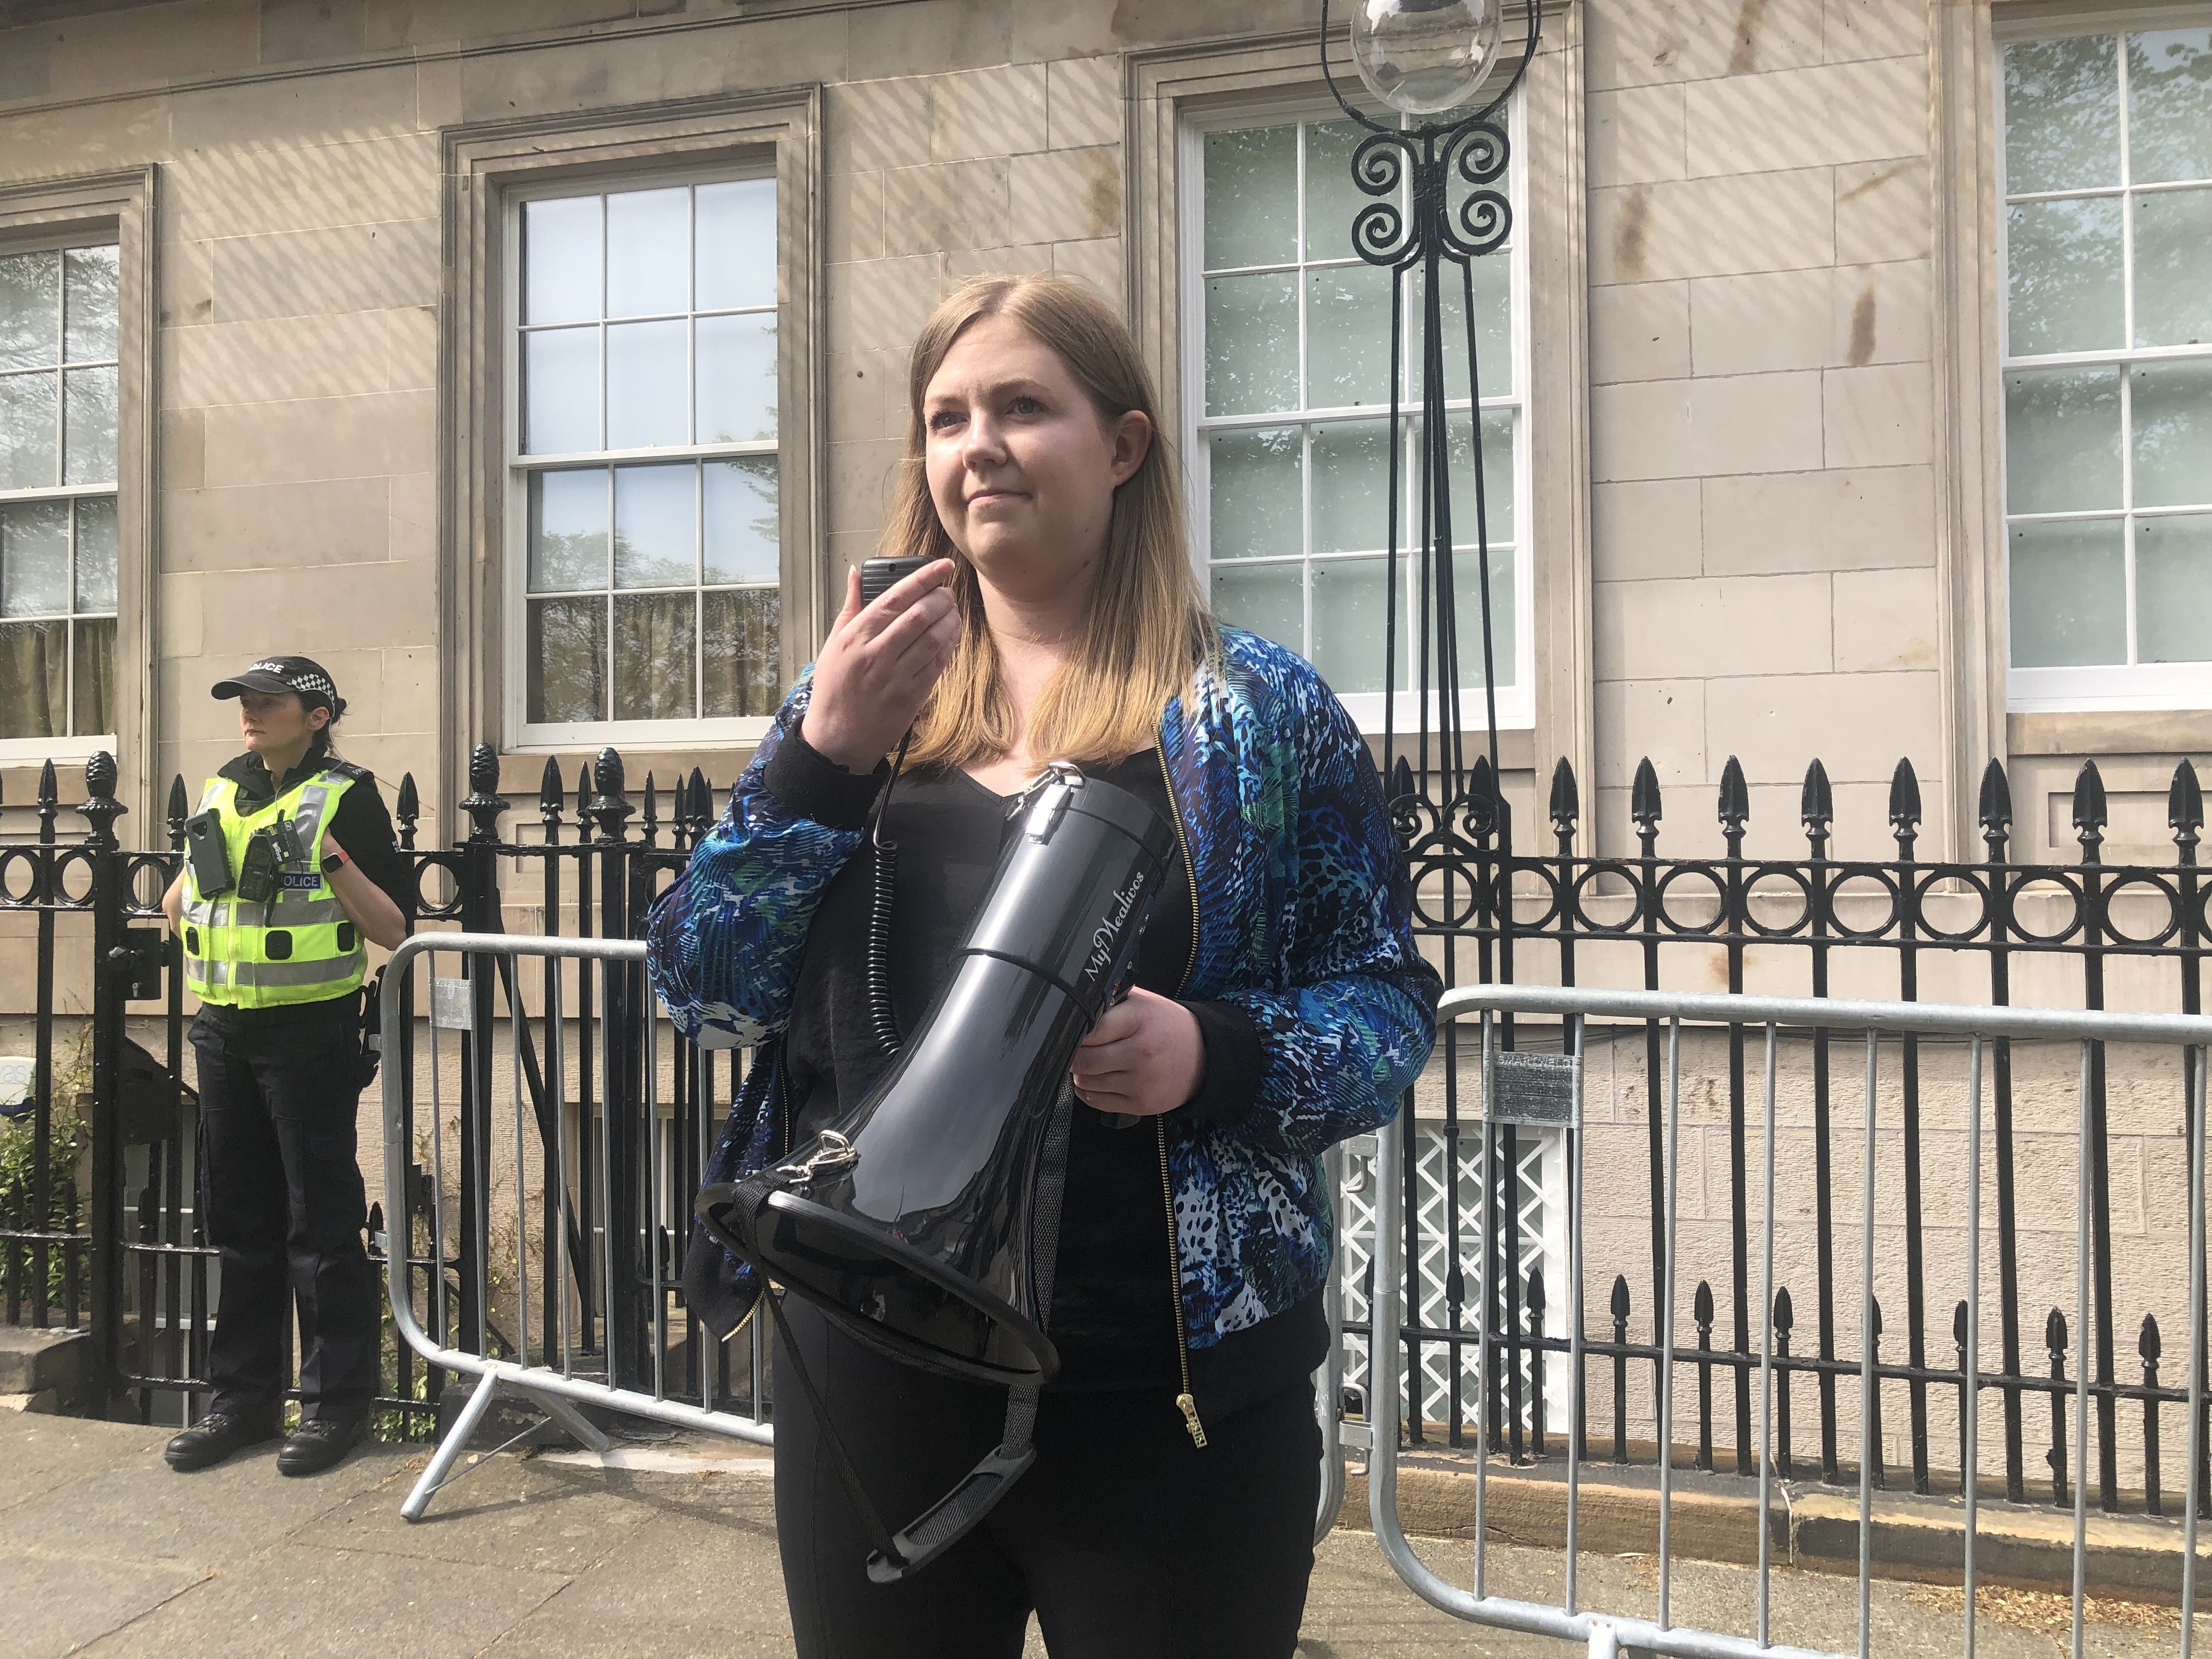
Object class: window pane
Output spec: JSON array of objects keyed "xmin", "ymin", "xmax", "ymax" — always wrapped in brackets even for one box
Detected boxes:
[
  {"xmin": 2010, "ymin": 518, "xmax": 2125, "ymax": 667},
  {"xmin": 1434, "ymin": 251, "xmax": 1513, "ymax": 402},
  {"xmin": 63, "ymin": 364, "xmax": 117, "ymax": 486},
  {"xmin": 613, "ymin": 462, "xmax": 696, "ymax": 589},
  {"xmin": 704, "ymin": 456, "xmax": 780, "ymax": 584},
  {"xmin": 606, "ymin": 187, "xmax": 691, "ymax": 319},
  {"xmin": 1311, "ymin": 558, "xmax": 1395, "ymax": 693},
  {"xmin": 0, "ymin": 619, "xmax": 66, "ymax": 738},
  {"xmin": 1306, "ymin": 263, "xmax": 1393, "ymax": 410},
  {"xmin": 527, "ymin": 469, "xmax": 609, "ymax": 593},
  {"xmin": 612, "ymin": 591, "xmax": 696, "ymax": 720},
  {"xmin": 71, "ymin": 615, "xmax": 112, "ymax": 736},
  {"xmin": 2004, "ymin": 35, "xmax": 2119, "ymax": 195},
  {"xmin": 1432, "ymin": 408, "xmax": 1515, "ymax": 544},
  {"xmin": 522, "ymin": 326, "xmax": 600, "ymax": 455},
  {"xmin": 696, "ymin": 312, "xmax": 777, "ymax": 443},
  {"xmin": 0, "ymin": 370, "xmax": 59, "ymax": 490},
  {"xmin": 606, "ymin": 319, "xmax": 688, "ymax": 449},
  {"xmin": 1312, "ymin": 420, "xmax": 1391, "ymax": 554},
  {"xmin": 74, "ymin": 496, "xmax": 116, "ymax": 613},
  {"xmin": 1, "ymin": 499, "xmax": 70, "ymax": 618},
  {"xmin": 697, "ymin": 179, "xmax": 776, "ymax": 311},
  {"xmin": 2134, "ymin": 361, "xmax": 2212, "ymax": 508},
  {"xmin": 2133, "ymin": 189, "xmax": 2212, "ymax": 348},
  {"xmin": 2005, "ymin": 368, "xmax": 2121, "ymax": 512},
  {"xmin": 703, "ymin": 588, "xmax": 781, "ymax": 716},
  {"xmin": 1210, "ymin": 560, "xmax": 1302, "ymax": 652},
  {"xmin": 1204, "ymin": 273, "xmax": 1297, "ymax": 417},
  {"xmin": 1453, "ymin": 546, "xmax": 1517, "ymax": 690},
  {"xmin": 1305, "ymin": 120, "xmax": 1376, "ymax": 264},
  {"xmin": 523, "ymin": 196, "xmax": 602, "ymax": 325},
  {"xmin": 2137, "ymin": 515, "xmax": 2212, "ymax": 663},
  {"xmin": 0, "ymin": 251, "xmax": 59, "ymax": 371},
  {"xmin": 63, "ymin": 246, "xmax": 118, "ymax": 364},
  {"xmin": 1204, "ymin": 125, "xmax": 1296, "ymax": 270},
  {"xmin": 2005, "ymin": 198, "xmax": 2123, "ymax": 355},
  {"xmin": 527, "ymin": 595, "xmax": 607, "ymax": 723},
  {"xmin": 1207, "ymin": 427, "xmax": 1301, "ymax": 561},
  {"xmin": 2128, "ymin": 29, "xmax": 2212, "ymax": 186}
]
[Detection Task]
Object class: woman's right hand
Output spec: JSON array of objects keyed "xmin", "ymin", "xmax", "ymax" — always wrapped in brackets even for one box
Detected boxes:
[{"xmin": 799, "ymin": 558, "xmax": 960, "ymax": 771}]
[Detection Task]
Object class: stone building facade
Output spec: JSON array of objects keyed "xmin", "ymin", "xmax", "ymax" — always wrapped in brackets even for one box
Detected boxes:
[
  {"xmin": 2, "ymin": 0, "xmax": 2205, "ymax": 1482},
  {"xmin": 0, "ymin": 0, "xmax": 2204, "ymax": 866}
]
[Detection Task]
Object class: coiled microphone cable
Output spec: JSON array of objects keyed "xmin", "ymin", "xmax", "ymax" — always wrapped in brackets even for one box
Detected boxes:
[{"xmin": 864, "ymin": 729, "xmax": 915, "ymax": 1057}]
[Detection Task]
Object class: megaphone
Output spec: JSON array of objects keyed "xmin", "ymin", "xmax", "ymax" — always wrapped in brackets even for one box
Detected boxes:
[{"xmin": 696, "ymin": 761, "xmax": 1175, "ymax": 1386}]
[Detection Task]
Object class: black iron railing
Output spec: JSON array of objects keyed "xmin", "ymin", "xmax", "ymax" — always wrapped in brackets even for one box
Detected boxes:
[
  {"xmin": 1378, "ymin": 748, "xmax": 2207, "ymax": 1517},
  {"xmin": 5, "ymin": 737, "xmax": 2208, "ymax": 1523},
  {"xmin": 0, "ymin": 744, "xmax": 738, "ymax": 1433}
]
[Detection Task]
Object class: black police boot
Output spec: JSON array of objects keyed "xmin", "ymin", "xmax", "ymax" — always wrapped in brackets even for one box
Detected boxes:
[
  {"xmin": 164, "ymin": 1410, "xmax": 279, "ymax": 1472},
  {"xmin": 277, "ymin": 1414, "xmax": 364, "ymax": 1477}
]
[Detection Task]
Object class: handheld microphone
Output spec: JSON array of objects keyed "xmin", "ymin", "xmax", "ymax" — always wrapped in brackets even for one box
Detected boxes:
[{"xmin": 860, "ymin": 555, "xmax": 932, "ymax": 608}]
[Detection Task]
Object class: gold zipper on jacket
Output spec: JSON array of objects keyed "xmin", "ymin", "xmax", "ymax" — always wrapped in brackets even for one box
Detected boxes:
[{"xmin": 1153, "ymin": 739, "xmax": 1207, "ymax": 1449}]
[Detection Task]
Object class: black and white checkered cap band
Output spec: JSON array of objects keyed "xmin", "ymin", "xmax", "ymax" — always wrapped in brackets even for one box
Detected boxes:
[{"xmin": 250, "ymin": 661, "xmax": 336, "ymax": 704}]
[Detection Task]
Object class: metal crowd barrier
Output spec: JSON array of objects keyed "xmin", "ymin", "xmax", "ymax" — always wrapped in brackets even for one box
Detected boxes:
[
  {"xmin": 379, "ymin": 933, "xmax": 772, "ymax": 1520},
  {"xmin": 1368, "ymin": 983, "xmax": 2212, "ymax": 1659},
  {"xmin": 381, "ymin": 931, "xmax": 1355, "ymax": 1533},
  {"xmin": 1316, "ymin": 1135, "xmax": 1352, "ymax": 1548}
]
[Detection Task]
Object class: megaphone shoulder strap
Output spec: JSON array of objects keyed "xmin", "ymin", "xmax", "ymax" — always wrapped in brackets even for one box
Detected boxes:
[
  {"xmin": 757, "ymin": 1078, "xmax": 1078, "ymax": 1584},
  {"xmin": 755, "ymin": 1279, "xmax": 905, "ymax": 1565}
]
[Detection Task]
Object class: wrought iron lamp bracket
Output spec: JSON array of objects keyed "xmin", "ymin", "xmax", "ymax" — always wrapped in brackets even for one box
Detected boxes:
[{"xmin": 1318, "ymin": 0, "xmax": 1539, "ymax": 269}]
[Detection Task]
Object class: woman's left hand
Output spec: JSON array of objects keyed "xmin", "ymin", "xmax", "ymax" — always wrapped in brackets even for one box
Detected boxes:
[{"xmin": 1070, "ymin": 988, "xmax": 1204, "ymax": 1118}]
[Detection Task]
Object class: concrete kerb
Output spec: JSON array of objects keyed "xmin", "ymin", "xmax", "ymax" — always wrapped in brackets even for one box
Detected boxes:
[
  {"xmin": 1340, "ymin": 1455, "xmax": 2212, "ymax": 1607},
  {"xmin": 0, "ymin": 1322, "xmax": 115, "ymax": 1414}
]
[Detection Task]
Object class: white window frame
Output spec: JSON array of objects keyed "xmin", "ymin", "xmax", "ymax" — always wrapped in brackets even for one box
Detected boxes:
[
  {"xmin": 1180, "ymin": 93, "xmax": 1536, "ymax": 735},
  {"xmin": 0, "ymin": 228, "xmax": 121, "ymax": 763},
  {"xmin": 1997, "ymin": 12, "xmax": 2212, "ymax": 714},
  {"xmin": 501, "ymin": 162, "xmax": 786, "ymax": 751}
]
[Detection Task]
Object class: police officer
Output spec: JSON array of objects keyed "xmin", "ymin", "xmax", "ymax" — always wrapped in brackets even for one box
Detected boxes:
[{"xmin": 158, "ymin": 656, "xmax": 412, "ymax": 1476}]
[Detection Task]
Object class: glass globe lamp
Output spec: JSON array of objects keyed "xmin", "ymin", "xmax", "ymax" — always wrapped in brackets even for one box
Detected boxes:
[{"xmin": 1349, "ymin": 0, "xmax": 1505, "ymax": 116}]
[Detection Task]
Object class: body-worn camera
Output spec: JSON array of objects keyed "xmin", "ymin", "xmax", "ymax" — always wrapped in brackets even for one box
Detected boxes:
[
  {"xmin": 234, "ymin": 831, "xmax": 279, "ymax": 904},
  {"xmin": 183, "ymin": 810, "xmax": 233, "ymax": 898},
  {"xmin": 268, "ymin": 815, "xmax": 306, "ymax": 867},
  {"xmin": 860, "ymin": 556, "xmax": 931, "ymax": 609}
]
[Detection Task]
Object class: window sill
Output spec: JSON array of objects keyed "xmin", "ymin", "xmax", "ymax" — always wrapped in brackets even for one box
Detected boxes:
[
  {"xmin": 1340, "ymin": 688, "xmax": 1535, "ymax": 737},
  {"xmin": 510, "ymin": 716, "xmax": 775, "ymax": 752},
  {"xmin": 0, "ymin": 735, "xmax": 116, "ymax": 768},
  {"xmin": 2007, "ymin": 708, "xmax": 2212, "ymax": 758}
]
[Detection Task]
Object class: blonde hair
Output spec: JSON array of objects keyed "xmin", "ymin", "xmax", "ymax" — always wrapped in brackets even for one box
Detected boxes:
[{"xmin": 886, "ymin": 274, "xmax": 1214, "ymax": 773}]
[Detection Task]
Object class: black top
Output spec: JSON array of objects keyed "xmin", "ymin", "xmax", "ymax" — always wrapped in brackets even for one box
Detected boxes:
[
  {"xmin": 767, "ymin": 727, "xmax": 1325, "ymax": 1413},
  {"xmin": 196, "ymin": 743, "xmax": 410, "ymax": 1028}
]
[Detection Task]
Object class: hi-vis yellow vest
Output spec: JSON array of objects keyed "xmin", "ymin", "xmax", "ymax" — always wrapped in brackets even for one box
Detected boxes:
[{"xmin": 181, "ymin": 766, "xmax": 365, "ymax": 1008}]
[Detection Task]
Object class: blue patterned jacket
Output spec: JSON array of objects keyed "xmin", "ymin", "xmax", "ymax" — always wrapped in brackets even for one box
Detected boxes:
[{"xmin": 647, "ymin": 627, "xmax": 1440, "ymax": 1350}]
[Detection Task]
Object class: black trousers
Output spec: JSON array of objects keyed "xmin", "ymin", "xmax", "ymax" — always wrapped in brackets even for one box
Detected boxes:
[
  {"xmin": 191, "ymin": 1002, "xmax": 380, "ymax": 1424},
  {"xmin": 775, "ymin": 1301, "xmax": 1321, "ymax": 1659}
]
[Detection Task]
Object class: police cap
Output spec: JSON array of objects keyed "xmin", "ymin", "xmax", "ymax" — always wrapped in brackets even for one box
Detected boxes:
[{"xmin": 211, "ymin": 655, "xmax": 346, "ymax": 718}]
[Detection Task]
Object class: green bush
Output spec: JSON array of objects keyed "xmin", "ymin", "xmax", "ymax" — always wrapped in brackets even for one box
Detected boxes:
[{"xmin": 0, "ymin": 1031, "xmax": 92, "ymax": 1312}]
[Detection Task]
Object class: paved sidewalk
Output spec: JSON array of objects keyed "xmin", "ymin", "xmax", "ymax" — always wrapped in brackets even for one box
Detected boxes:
[{"xmin": 0, "ymin": 1413, "xmax": 2190, "ymax": 1657}]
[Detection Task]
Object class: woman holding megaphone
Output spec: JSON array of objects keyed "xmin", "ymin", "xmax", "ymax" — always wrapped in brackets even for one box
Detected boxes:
[{"xmin": 650, "ymin": 274, "xmax": 1438, "ymax": 1659}]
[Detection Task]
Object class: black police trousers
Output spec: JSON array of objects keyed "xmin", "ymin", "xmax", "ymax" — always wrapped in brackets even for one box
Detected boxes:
[
  {"xmin": 191, "ymin": 998, "xmax": 379, "ymax": 1425},
  {"xmin": 774, "ymin": 1300, "xmax": 1321, "ymax": 1659}
]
